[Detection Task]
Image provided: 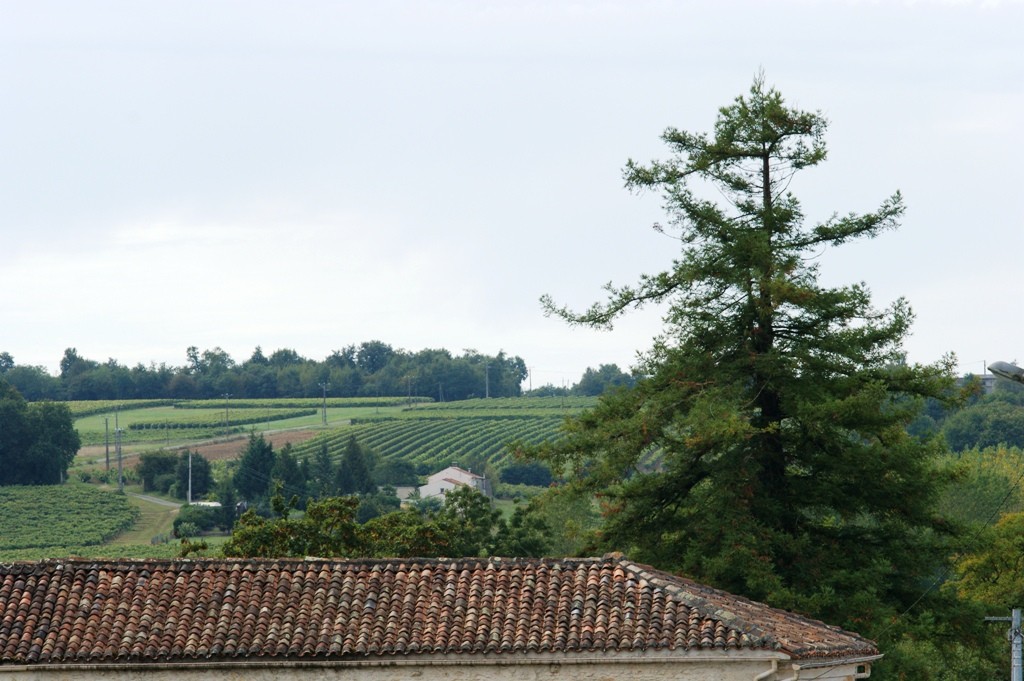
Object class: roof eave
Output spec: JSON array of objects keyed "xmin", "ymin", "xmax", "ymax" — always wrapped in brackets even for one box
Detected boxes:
[{"xmin": 0, "ymin": 648, "xmax": 796, "ymax": 673}]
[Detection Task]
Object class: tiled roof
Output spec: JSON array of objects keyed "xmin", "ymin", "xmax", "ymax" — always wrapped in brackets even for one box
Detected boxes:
[{"xmin": 0, "ymin": 556, "xmax": 878, "ymax": 666}]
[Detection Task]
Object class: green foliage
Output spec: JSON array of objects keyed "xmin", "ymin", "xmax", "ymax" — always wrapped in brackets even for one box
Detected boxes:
[
  {"xmin": 136, "ymin": 451, "xmax": 178, "ymax": 492},
  {"xmin": 175, "ymin": 397, "xmax": 429, "ymax": 409},
  {"xmin": 63, "ymin": 399, "xmax": 176, "ymax": 417},
  {"xmin": 291, "ymin": 414, "xmax": 571, "ymax": 473},
  {"xmin": 405, "ymin": 396, "xmax": 597, "ymax": 412},
  {"xmin": 0, "ymin": 380, "xmax": 80, "ymax": 486},
  {"xmin": 530, "ymin": 76, "xmax": 973, "ymax": 677},
  {"xmin": 234, "ymin": 432, "xmax": 277, "ymax": 502},
  {"xmin": 224, "ymin": 487, "xmax": 551, "ymax": 560},
  {"xmin": 9, "ymin": 343, "xmax": 529, "ymax": 401},
  {"xmin": 499, "ymin": 461, "xmax": 552, "ymax": 487},
  {"xmin": 215, "ymin": 478, "xmax": 238, "ymax": 528},
  {"xmin": 519, "ymin": 486, "xmax": 603, "ymax": 557},
  {"xmin": 309, "ymin": 441, "xmax": 335, "ymax": 498},
  {"xmin": 173, "ymin": 504, "xmax": 229, "ymax": 536},
  {"xmin": 491, "ymin": 501, "xmax": 552, "ymax": 557},
  {"xmin": 943, "ymin": 399, "xmax": 1024, "ymax": 451},
  {"xmin": 0, "ymin": 542, "xmax": 192, "ymax": 561},
  {"xmin": 430, "ymin": 486, "xmax": 504, "ymax": 557},
  {"xmin": 127, "ymin": 407, "xmax": 316, "ymax": 430},
  {"xmin": 373, "ymin": 458, "xmax": 419, "ymax": 486},
  {"xmin": 223, "ymin": 496, "xmax": 363, "ymax": 558},
  {"xmin": 271, "ymin": 443, "xmax": 308, "ymax": 501},
  {"xmin": 361, "ymin": 507, "xmax": 448, "ymax": 557},
  {"xmin": 938, "ymin": 446, "xmax": 1024, "ymax": 526},
  {"xmin": 572, "ymin": 364, "xmax": 636, "ymax": 396},
  {"xmin": 956, "ymin": 512, "xmax": 1024, "ymax": 609},
  {"xmin": 355, "ymin": 489, "xmax": 401, "ymax": 524},
  {"xmin": 336, "ymin": 435, "xmax": 375, "ymax": 495},
  {"xmin": 175, "ymin": 450, "xmax": 212, "ymax": 500},
  {"xmin": 0, "ymin": 484, "xmax": 138, "ymax": 550},
  {"xmin": 174, "ymin": 521, "xmax": 200, "ymax": 539}
]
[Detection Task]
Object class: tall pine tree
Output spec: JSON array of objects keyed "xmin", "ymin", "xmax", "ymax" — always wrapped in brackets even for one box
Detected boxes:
[
  {"xmin": 536, "ymin": 76, "xmax": 963, "ymax": 652},
  {"xmin": 336, "ymin": 435, "xmax": 375, "ymax": 495}
]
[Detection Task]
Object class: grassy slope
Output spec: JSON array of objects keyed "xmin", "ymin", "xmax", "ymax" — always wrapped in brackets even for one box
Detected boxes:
[{"xmin": 114, "ymin": 494, "xmax": 179, "ymax": 544}]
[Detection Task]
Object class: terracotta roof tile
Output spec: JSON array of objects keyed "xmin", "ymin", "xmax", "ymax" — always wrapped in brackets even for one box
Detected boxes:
[{"xmin": 0, "ymin": 556, "xmax": 877, "ymax": 666}]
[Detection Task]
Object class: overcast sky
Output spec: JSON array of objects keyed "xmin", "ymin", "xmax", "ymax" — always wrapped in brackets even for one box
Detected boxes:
[{"xmin": 1, "ymin": 0, "xmax": 1021, "ymax": 389}]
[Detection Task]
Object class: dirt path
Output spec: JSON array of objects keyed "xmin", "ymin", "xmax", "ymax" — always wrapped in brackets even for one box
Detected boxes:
[
  {"xmin": 129, "ymin": 493, "xmax": 182, "ymax": 508},
  {"xmin": 113, "ymin": 494, "xmax": 180, "ymax": 545}
]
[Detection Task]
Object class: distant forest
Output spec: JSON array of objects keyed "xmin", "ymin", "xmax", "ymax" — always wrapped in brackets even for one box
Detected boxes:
[{"xmin": 0, "ymin": 344, "xmax": 637, "ymax": 402}]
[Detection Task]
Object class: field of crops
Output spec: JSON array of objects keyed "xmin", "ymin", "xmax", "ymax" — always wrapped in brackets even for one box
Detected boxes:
[
  {"xmin": 0, "ymin": 484, "xmax": 139, "ymax": 552},
  {"xmin": 291, "ymin": 416, "xmax": 572, "ymax": 470},
  {"xmin": 405, "ymin": 396, "xmax": 597, "ymax": 412},
  {"xmin": 65, "ymin": 399, "xmax": 177, "ymax": 417},
  {"xmin": 73, "ymin": 404, "xmax": 352, "ymax": 446},
  {"xmin": 67, "ymin": 396, "xmax": 599, "ymax": 471},
  {"xmin": 0, "ymin": 542, "xmax": 190, "ymax": 561},
  {"xmin": 128, "ymin": 407, "xmax": 316, "ymax": 430},
  {"xmin": 176, "ymin": 397, "xmax": 430, "ymax": 409}
]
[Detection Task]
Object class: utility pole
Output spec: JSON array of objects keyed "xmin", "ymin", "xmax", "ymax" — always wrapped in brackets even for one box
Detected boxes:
[
  {"xmin": 318, "ymin": 382, "xmax": 329, "ymax": 425},
  {"xmin": 222, "ymin": 393, "xmax": 231, "ymax": 435},
  {"xmin": 986, "ymin": 608, "xmax": 1022, "ymax": 681},
  {"xmin": 187, "ymin": 449, "xmax": 192, "ymax": 504},
  {"xmin": 114, "ymin": 406, "xmax": 121, "ymax": 489},
  {"xmin": 104, "ymin": 416, "xmax": 110, "ymax": 471},
  {"xmin": 115, "ymin": 427, "xmax": 123, "ymax": 493},
  {"xmin": 484, "ymin": 364, "xmax": 490, "ymax": 399}
]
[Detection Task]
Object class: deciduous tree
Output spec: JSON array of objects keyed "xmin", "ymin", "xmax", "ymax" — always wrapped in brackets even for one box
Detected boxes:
[{"xmin": 0, "ymin": 380, "xmax": 80, "ymax": 485}]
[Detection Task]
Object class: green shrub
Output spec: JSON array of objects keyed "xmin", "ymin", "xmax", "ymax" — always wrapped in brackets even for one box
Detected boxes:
[
  {"xmin": 174, "ymin": 522, "xmax": 200, "ymax": 539},
  {"xmin": 173, "ymin": 505, "xmax": 223, "ymax": 535},
  {"xmin": 153, "ymin": 473, "xmax": 176, "ymax": 494}
]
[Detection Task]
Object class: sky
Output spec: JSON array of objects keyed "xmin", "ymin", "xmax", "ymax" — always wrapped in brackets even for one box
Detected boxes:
[{"xmin": 1, "ymin": 0, "xmax": 1021, "ymax": 390}]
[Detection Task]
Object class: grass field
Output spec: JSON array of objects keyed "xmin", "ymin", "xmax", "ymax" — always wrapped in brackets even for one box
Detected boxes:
[{"xmin": 113, "ymin": 493, "xmax": 179, "ymax": 545}]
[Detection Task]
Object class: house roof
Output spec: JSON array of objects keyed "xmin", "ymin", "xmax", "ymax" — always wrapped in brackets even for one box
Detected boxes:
[
  {"xmin": 0, "ymin": 556, "xmax": 878, "ymax": 667},
  {"xmin": 430, "ymin": 466, "xmax": 483, "ymax": 481}
]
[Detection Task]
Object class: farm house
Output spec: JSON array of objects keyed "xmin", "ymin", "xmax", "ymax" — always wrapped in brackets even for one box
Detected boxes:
[
  {"xmin": 0, "ymin": 555, "xmax": 878, "ymax": 680},
  {"xmin": 418, "ymin": 465, "xmax": 492, "ymax": 499}
]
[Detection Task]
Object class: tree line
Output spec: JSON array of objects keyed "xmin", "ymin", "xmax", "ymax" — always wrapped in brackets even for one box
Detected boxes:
[
  {"xmin": 915, "ymin": 375, "xmax": 1024, "ymax": 451},
  {"xmin": 0, "ymin": 343, "xmax": 529, "ymax": 402},
  {"xmin": 0, "ymin": 344, "xmax": 638, "ymax": 403}
]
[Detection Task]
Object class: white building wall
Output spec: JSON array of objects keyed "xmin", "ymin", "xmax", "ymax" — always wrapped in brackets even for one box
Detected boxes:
[
  {"xmin": 419, "ymin": 466, "xmax": 489, "ymax": 499},
  {"xmin": 0, "ymin": 657, "xmax": 803, "ymax": 681}
]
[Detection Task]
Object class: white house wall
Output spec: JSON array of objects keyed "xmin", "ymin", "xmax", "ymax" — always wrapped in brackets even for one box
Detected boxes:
[{"xmin": 0, "ymin": 657, "xmax": 799, "ymax": 681}]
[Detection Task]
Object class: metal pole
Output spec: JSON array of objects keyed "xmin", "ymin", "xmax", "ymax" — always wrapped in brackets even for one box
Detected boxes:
[
  {"xmin": 222, "ymin": 393, "xmax": 231, "ymax": 435},
  {"xmin": 985, "ymin": 609, "xmax": 1023, "ymax": 681},
  {"xmin": 1014, "ymin": 608, "xmax": 1022, "ymax": 681},
  {"xmin": 188, "ymin": 449, "xmax": 192, "ymax": 505},
  {"xmin": 104, "ymin": 417, "xmax": 110, "ymax": 471},
  {"xmin": 115, "ymin": 428, "xmax": 123, "ymax": 493},
  {"xmin": 318, "ymin": 382, "xmax": 329, "ymax": 425}
]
